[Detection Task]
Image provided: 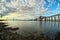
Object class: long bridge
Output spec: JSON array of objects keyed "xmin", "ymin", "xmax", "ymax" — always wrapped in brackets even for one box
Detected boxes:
[{"xmin": 37, "ymin": 14, "xmax": 60, "ymax": 21}]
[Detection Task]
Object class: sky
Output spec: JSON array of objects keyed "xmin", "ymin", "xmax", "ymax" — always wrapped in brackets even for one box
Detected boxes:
[{"xmin": 0, "ymin": 0, "xmax": 60, "ymax": 19}]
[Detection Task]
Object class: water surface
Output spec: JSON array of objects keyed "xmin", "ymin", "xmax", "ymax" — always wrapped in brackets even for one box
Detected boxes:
[{"xmin": 2, "ymin": 21, "xmax": 60, "ymax": 40}]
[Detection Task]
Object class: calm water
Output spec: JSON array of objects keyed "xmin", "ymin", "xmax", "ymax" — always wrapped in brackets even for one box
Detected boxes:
[{"xmin": 2, "ymin": 21, "xmax": 60, "ymax": 39}]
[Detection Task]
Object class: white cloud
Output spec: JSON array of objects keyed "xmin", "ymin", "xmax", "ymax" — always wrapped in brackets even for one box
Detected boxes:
[{"xmin": 0, "ymin": 0, "xmax": 51, "ymax": 19}]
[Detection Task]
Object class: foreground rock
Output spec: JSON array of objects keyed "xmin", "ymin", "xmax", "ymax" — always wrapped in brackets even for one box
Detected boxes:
[
  {"xmin": 55, "ymin": 32, "xmax": 60, "ymax": 40},
  {"xmin": 0, "ymin": 22, "xmax": 21, "ymax": 40}
]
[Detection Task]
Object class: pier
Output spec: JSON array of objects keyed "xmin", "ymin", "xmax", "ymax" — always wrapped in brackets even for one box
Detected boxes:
[{"xmin": 37, "ymin": 14, "xmax": 60, "ymax": 21}]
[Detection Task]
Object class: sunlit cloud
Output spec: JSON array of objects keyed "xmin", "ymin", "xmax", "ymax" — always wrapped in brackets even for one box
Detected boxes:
[{"xmin": 0, "ymin": 0, "xmax": 55, "ymax": 19}]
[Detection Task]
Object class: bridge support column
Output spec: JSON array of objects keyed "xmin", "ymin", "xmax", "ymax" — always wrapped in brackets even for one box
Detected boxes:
[
  {"xmin": 49, "ymin": 17, "xmax": 50, "ymax": 21},
  {"xmin": 50, "ymin": 17, "xmax": 51, "ymax": 21},
  {"xmin": 59, "ymin": 15, "xmax": 60, "ymax": 20},
  {"xmin": 46, "ymin": 18, "xmax": 47, "ymax": 21},
  {"xmin": 51, "ymin": 16, "xmax": 53, "ymax": 21},
  {"xmin": 54, "ymin": 16, "xmax": 56, "ymax": 21},
  {"xmin": 58, "ymin": 15, "xmax": 60, "ymax": 21},
  {"xmin": 45, "ymin": 17, "xmax": 47, "ymax": 21},
  {"xmin": 44, "ymin": 17, "xmax": 46, "ymax": 21},
  {"xmin": 47, "ymin": 17, "xmax": 49, "ymax": 21}
]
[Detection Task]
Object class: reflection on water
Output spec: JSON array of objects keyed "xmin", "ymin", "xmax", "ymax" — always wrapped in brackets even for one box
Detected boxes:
[{"xmin": 2, "ymin": 21, "xmax": 60, "ymax": 40}]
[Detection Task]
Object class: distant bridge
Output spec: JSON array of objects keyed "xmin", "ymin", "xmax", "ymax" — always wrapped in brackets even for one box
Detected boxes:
[{"xmin": 37, "ymin": 14, "xmax": 60, "ymax": 21}]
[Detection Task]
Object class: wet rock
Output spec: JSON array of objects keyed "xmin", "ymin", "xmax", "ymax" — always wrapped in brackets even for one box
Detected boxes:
[
  {"xmin": 0, "ymin": 22, "xmax": 20, "ymax": 40},
  {"xmin": 20, "ymin": 33, "xmax": 49, "ymax": 40},
  {"xmin": 11, "ymin": 28, "xmax": 19, "ymax": 31},
  {"xmin": 55, "ymin": 32, "xmax": 60, "ymax": 40}
]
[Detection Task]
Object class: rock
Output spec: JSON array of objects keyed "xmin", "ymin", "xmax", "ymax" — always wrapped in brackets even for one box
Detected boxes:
[
  {"xmin": 0, "ymin": 22, "xmax": 20, "ymax": 40},
  {"xmin": 55, "ymin": 32, "xmax": 60, "ymax": 40}
]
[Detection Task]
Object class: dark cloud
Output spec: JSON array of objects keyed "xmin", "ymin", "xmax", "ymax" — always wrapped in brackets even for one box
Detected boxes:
[
  {"xmin": 6, "ymin": 0, "xmax": 11, "ymax": 2},
  {"xmin": 20, "ymin": 6, "xmax": 34, "ymax": 11},
  {"xmin": 5, "ymin": 7, "xmax": 17, "ymax": 12}
]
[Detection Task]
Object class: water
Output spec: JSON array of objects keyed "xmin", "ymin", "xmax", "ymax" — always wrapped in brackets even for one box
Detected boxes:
[{"xmin": 2, "ymin": 21, "xmax": 60, "ymax": 40}]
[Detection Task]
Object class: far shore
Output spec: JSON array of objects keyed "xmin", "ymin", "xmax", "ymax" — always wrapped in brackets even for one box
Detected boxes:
[{"xmin": 0, "ymin": 19, "xmax": 60, "ymax": 22}]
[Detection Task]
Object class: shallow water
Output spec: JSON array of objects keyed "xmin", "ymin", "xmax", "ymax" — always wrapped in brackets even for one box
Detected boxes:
[{"xmin": 2, "ymin": 21, "xmax": 60, "ymax": 40}]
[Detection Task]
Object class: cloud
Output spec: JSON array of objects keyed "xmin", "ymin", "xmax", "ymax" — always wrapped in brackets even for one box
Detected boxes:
[
  {"xmin": 0, "ymin": 0, "xmax": 51, "ymax": 19},
  {"xmin": 2, "ymin": 12, "xmax": 36, "ymax": 20}
]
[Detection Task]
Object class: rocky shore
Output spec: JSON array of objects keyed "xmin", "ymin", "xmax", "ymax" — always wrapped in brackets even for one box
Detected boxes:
[
  {"xmin": 0, "ymin": 22, "xmax": 20, "ymax": 40},
  {"xmin": 0, "ymin": 22, "xmax": 60, "ymax": 40},
  {"xmin": 0, "ymin": 22, "xmax": 49, "ymax": 40},
  {"xmin": 55, "ymin": 32, "xmax": 60, "ymax": 40}
]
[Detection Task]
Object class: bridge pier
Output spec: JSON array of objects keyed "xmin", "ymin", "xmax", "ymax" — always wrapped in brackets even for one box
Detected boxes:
[
  {"xmin": 49, "ymin": 17, "xmax": 50, "ymax": 21},
  {"xmin": 54, "ymin": 16, "xmax": 56, "ymax": 21},
  {"xmin": 47, "ymin": 17, "xmax": 49, "ymax": 21},
  {"xmin": 58, "ymin": 15, "xmax": 60, "ymax": 21},
  {"xmin": 51, "ymin": 16, "xmax": 53, "ymax": 21},
  {"xmin": 45, "ymin": 17, "xmax": 47, "ymax": 21},
  {"xmin": 50, "ymin": 17, "xmax": 51, "ymax": 21},
  {"xmin": 44, "ymin": 17, "xmax": 46, "ymax": 21},
  {"xmin": 38, "ymin": 14, "xmax": 60, "ymax": 21},
  {"xmin": 46, "ymin": 17, "xmax": 48, "ymax": 21}
]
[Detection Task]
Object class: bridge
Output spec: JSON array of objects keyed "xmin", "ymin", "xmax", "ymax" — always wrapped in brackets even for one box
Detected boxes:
[{"xmin": 37, "ymin": 14, "xmax": 60, "ymax": 21}]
